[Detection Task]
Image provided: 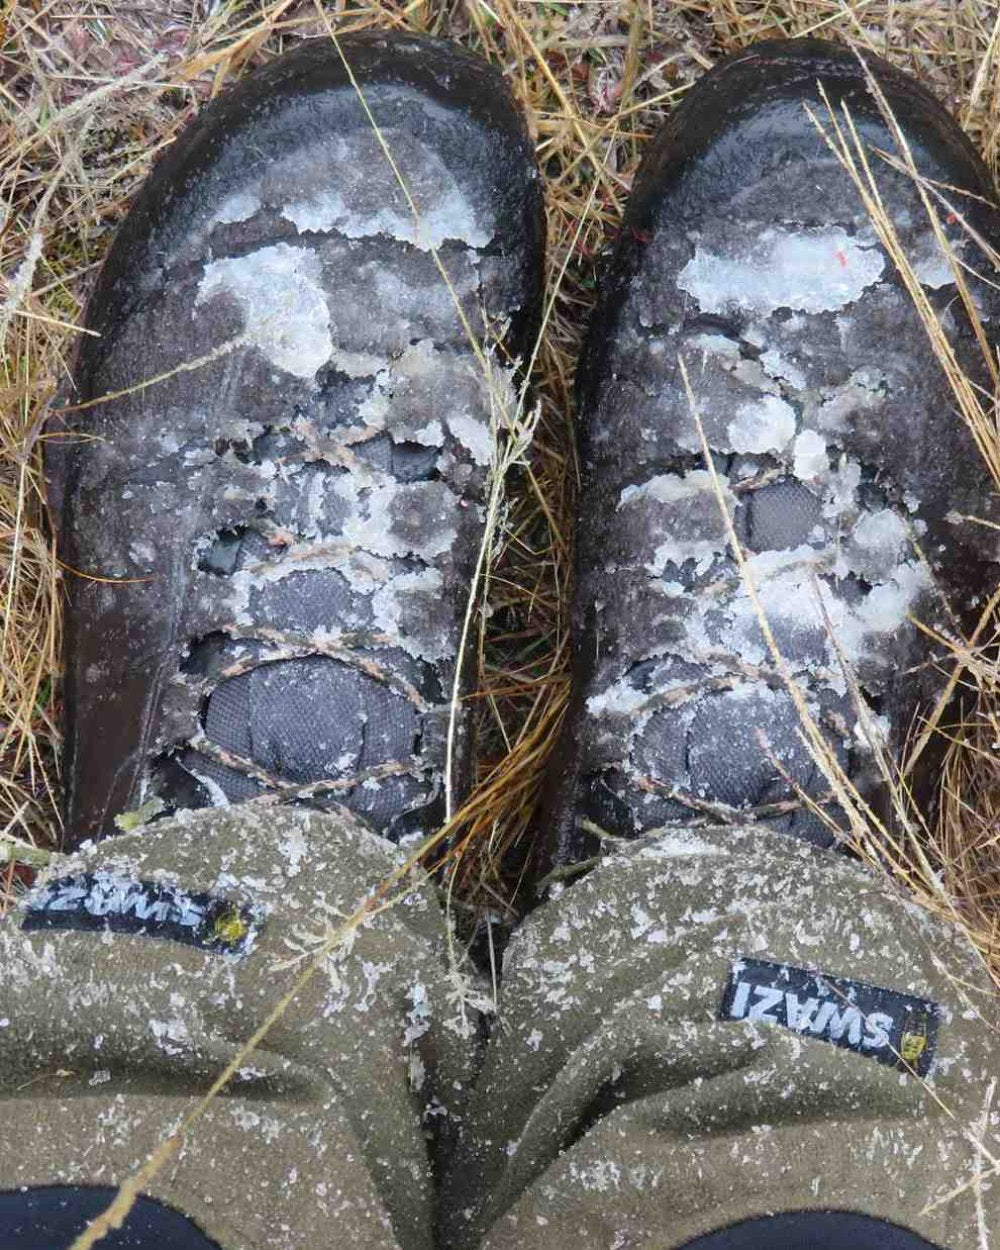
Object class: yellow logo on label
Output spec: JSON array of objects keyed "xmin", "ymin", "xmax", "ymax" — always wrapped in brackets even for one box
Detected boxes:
[
  {"xmin": 900, "ymin": 1029, "xmax": 928, "ymax": 1067},
  {"xmin": 212, "ymin": 908, "xmax": 250, "ymax": 947}
]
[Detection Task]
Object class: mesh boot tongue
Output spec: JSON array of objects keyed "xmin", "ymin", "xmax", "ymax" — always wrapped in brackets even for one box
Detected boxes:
[{"xmin": 180, "ymin": 656, "xmax": 426, "ymax": 830}]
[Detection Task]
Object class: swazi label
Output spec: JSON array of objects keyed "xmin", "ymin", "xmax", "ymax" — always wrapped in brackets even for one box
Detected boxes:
[
  {"xmin": 719, "ymin": 957, "xmax": 939, "ymax": 1077},
  {"xmin": 22, "ymin": 872, "xmax": 262, "ymax": 957}
]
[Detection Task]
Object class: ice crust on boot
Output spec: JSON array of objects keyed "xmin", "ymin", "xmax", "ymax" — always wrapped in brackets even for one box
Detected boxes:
[
  {"xmin": 548, "ymin": 39, "xmax": 1000, "ymax": 864},
  {"xmin": 54, "ymin": 34, "xmax": 543, "ymax": 845}
]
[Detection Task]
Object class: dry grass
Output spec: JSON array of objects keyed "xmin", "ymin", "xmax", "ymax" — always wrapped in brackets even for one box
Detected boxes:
[{"xmin": 3, "ymin": 0, "xmax": 1000, "ymax": 972}]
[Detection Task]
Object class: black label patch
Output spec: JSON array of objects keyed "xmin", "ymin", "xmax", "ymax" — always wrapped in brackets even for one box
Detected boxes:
[
  {"xmin": 22, "ymin": 872, "xmax": 261, "ymax": 957},
  {"xmin": 720, "ymin": 957, "xmax": 939, "ymax": 1077}
]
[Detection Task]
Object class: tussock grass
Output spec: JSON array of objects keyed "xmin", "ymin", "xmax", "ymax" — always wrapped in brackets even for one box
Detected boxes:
[{"xmin": 3, "ymin": 0, "xmax": 1000, "ymax": 981}]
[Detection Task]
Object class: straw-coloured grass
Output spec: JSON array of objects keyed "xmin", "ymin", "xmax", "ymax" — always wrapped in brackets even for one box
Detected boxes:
[{"xmin": 3, "ymin": 0, "xmax": 1000, "ymax": 982}]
